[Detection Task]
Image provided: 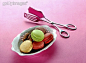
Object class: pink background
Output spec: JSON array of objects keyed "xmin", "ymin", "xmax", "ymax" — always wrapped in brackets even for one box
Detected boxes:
[{"xmin": 0, "ymin": 0, "xmax": 86, "ymax": 63}]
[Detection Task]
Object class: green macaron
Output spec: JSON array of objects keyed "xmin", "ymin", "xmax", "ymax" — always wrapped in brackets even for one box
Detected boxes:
[{"xmin": 31, "ymin": 30, "xmax": 44, "ymax": 42}]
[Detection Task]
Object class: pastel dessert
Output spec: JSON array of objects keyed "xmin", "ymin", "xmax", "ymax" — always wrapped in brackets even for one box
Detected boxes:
[
  {"xmin": 22, "ymin": 33, "xmax": 30, "ymax": 41},
  {"xmin": 31, "ymin": 30, "xmax": 44, "ymax": 42},
  {"xmin": 35, "ymin": 26, "xmax": 46, "ymax": 34},
  {"xmin": 43, "ymin": 33, "xmax": 53, "ymax": 44},
  {"xmin": 20, "ymin": 26, "xmax": 54, "ymax": 53},
  {"xmin": 32, "ymin": 41, "xmax": 44, "ymax": 50},
  {"xmin": 20, "ymin": 40, "xmax": 33, "ymax": 53}
]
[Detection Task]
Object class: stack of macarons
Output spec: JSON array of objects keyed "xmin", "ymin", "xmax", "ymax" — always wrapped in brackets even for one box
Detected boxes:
[{"xmin": 20, "ymin": 26, "xmax": 53, "ymax": 53}]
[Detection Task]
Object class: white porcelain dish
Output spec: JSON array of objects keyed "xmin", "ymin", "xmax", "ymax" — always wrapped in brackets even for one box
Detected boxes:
[{"xmin": 11, "ymin": 25, "xmax": 57, "ymax": 56}]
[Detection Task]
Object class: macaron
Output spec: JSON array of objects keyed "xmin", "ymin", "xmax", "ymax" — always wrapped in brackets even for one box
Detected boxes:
[
  {"xmin": 22, "ymin": 33, "xmax": 30, "ymax": 41},
  {"xmin": 31, "ymin": 30, "xmax": 44, "ymax": 42},
  {"xmin": 20, "ymin": 40, "xmax": 33, "ymax": 53},
  {"xmin": 32, "ymin": 41, "xmax": 44, "ymax": 50},
  {"xmin": 35, "ymin": 26, "xmax": 46, "ymax": 34},
  {"xmin": 43, "ymin": 33, "xmax": 53, "ymax": 44}
]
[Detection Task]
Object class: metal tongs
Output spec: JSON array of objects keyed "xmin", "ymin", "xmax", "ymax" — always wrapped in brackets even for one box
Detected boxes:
[{"xmin": 24, "ymin": 7, "xmax": 77, "ymax": 38}]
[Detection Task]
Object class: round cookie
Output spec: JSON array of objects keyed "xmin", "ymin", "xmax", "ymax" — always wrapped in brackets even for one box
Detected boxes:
[
  {"xmin": 32, "ymin": 41, "xmax": 44, "ymax": 50},
  {"xmin": 35, "ymin": 26, "xmax": 46, "ymax": 34},
  {"xmin": 22, "ymin": 33, "xmax": 30, "ymax": 41},
  {"xmin": 20, "ymin": 40, "xmax": 33, "ymax": 53},
  {"xmin": 31, "ymin": 30, "xmax": 44, "ymax": 42},
  {"xmin": 43, "ymin": 33, "xmax": 53, "ymax": 44}
]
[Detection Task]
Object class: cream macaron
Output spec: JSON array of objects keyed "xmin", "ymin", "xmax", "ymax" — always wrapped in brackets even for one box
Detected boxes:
[{"xmin": 20, "ymin": 40, "xmax": 33, "ymax": 53}]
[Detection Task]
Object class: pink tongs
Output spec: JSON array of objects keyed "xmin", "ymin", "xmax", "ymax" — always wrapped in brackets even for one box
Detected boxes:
[{"xmin": 24, "ymin": 7, "xmax": 77, "ymax": 38}]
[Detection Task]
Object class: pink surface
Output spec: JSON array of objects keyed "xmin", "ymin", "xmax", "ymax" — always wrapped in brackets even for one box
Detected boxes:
[{"xmin": 0, "ymin": 0, "xmax": 86, "ymax": 63}]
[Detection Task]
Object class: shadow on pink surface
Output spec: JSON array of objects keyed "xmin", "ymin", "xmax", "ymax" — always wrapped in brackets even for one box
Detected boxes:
[
  {"xmin": 11, "ymin": 42, "xmax": 58, "ymax": 63},
  {"xmin": 24, "ymin": 20, "xmax": 51, "ymax": 26}
]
